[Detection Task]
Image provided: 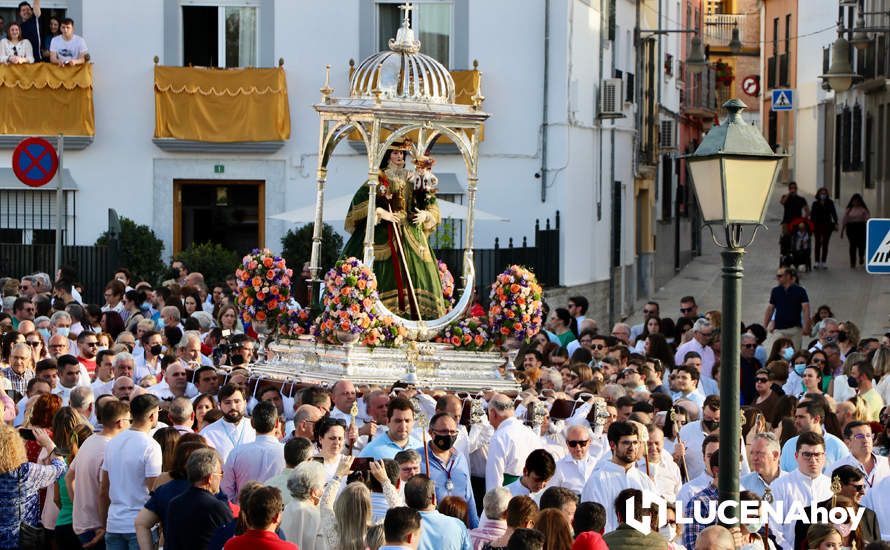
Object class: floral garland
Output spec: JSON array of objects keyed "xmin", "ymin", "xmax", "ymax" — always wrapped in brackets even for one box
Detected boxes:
[
  {"xmin": 235, "ymin": 248, "xmax": 293, "ymax": 332},
  {"xmin": 279, "ymin": 306, "xmax": 314, "ymax": 337},
  {"xmin": 362, "ymin": 314, "xmax": 408, "ymax": 348},
  {"xmin": 316, "ymin": 257, "xmax": 379, "ymax": 345},
  {"xmin": 488, "ymin": 264, "xmax": 544, "ymax": 344},
  {"xmin": 434, "ymin": 317, "xmax": 493, "ymax": 352},
  {"xmin": 438, "ymin": 260, "xmax": 455, "ymax": 311}
]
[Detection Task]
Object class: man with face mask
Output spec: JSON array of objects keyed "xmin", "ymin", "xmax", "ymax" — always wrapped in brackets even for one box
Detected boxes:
[
  {"xmin": 419, "ymin": 412, "xmax": 478, "ymax": 528},
  {"xmin": 809, "ymin": 317, "xmax": 840, "ymax": 353},
  {"xmin": 580, "ymin": 421, "xmax": 657, "ymax": 533},
  {"xmin": 135, "ymin": 330, "xmax": 164, "ymax": 381},
  {"xmin": 200, "ymin": 383, "xmax": 256, "ymax": 462},
  {"xmin": 677, "ymin": 395, "xmax": 722, "ymax": 480},
  {"xmin": 848, "ymin": 361, "xmax": 885, "ymax": 421}
]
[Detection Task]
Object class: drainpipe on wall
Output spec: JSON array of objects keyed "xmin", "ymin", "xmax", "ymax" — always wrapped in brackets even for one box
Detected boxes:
[{"xmin": 541, "ymin": 0, "xmax": 551, "ymax": 203}]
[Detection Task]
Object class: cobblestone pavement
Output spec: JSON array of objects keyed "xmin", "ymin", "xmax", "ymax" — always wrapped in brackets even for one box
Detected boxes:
[{"xmin": 626, "ymin": 188, "xmax": 890, "ymax": 339}]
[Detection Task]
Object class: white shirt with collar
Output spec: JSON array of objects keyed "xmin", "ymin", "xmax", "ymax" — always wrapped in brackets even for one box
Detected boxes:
[
  {"xmin": 673, "ymin": 339, "xmax": 716, "ymax": 380},
  {"xmin": 676, "ymin": 471, "xmax": 712, "ymax": 505},
  {"xmin": 200, "ymin": 416, "xmax": 257, "ymax": 462},
  {"xmin": 552, "ymin": 452, "xmax": 599, "ymax": 494},
  {"xmin": 581, "ymin": 459, "xmax": 657, "ymax": 533},
  {"xmin": 862, "ymin": 475, "xmax": 890, "ymax": 540},
  {"xmin": 505, "ymin": 478, "xmax": 543, "ymax": 503},
  {"xmin": 827, "ymin": 452, "xmax": 890, "ymax": 494},
  {"xmin": 484, "ymin": 416, "xmax": 541, "ymax": 492},
  {"xmin": 768, "ymin": 468, "xmax": 833, "ymax": 550},
  {"xmin": 147, "ymin": 380, "xmax": 198, "ymax": 401},
  {"xmin": 91, "ymin": 378, "xmax": 114, "ymax": 398},
  {"xmin": 638, "ymin": 453, "xmax": 682, "ymax": 502}
]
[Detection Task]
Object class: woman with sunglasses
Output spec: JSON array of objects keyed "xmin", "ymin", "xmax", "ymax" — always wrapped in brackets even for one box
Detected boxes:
[{"xmin": 21, "ymin": 332, "xmax": 46, "ymax": 364}]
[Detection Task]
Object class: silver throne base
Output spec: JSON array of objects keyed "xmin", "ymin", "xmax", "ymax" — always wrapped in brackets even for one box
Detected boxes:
[{"xmin": 250, "ymin": 337, "xmax": 520, "ymax": 392}]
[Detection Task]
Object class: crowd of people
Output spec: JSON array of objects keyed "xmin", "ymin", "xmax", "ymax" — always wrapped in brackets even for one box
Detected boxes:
[
  {"xmin": 0, "ymin": 1, "xmax": 88, "ymax": 66},
  {"xmin": 0, "ymin": 259, "xmax": 889, "ymax": 550}
]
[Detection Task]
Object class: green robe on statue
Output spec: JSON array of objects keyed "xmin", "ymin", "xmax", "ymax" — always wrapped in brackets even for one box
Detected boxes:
[{"xmin": 340, "ymin": 166, "xmax": 446, "ymax": 320}]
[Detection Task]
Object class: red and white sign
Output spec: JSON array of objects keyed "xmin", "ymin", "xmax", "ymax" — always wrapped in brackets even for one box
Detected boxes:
[{"xmin": 742, "ymin": 75, "xmax": 760, "ymax": 97}]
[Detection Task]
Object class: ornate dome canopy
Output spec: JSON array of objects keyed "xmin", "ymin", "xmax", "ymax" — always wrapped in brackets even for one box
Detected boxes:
[{"xmin": 349, "ymin": 3, "xmax": 455, "ymax": 104}]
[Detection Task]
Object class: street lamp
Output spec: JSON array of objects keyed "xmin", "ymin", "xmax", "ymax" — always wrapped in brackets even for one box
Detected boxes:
[
  {"xmin": 687, "ymin": 33, "xmax": 708, "ymax": 73},
  {"xmin": 819, "ymin": 25, "xmax": 860, "ymax": 92},
  {"xmin": 728, "ymin": 25, "xmax": 743, "ymax": 54},
  {"xmin": 683, "ymin": 98, "xmax": 785, "ymax": 524}
]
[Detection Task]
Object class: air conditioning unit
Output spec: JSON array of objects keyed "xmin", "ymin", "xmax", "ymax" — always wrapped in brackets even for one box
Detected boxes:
[
  {"xmin": 659, "ymin": 119, "xmax": 677, "ymax": 150},
  {"xmin": 598, "ymin": 78, "xmax": 625, "ymax": 119}
]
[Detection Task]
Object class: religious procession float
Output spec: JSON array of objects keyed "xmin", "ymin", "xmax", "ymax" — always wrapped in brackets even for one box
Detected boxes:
[{"xmin": 243, "ymin": 5, "xmax": 538, "ymax": 393}]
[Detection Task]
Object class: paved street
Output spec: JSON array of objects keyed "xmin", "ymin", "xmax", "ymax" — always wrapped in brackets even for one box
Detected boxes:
[{"xmin": 626, "ymin": 188, "xmax": 890, "ymax": 339}]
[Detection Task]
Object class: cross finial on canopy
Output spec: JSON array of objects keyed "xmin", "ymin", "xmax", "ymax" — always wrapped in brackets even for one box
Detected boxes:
[{"xmin": 399, "ymin": 2, "xmax": 414, "ymax": 27}]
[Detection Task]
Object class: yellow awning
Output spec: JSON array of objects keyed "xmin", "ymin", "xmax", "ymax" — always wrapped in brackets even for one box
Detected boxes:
[
  {"xmin": 349, "ymin": 68, "xmax": 485, "ymax": 145},
  {"xmin": 0, "ymin": 63, "xmax": 94, "ymax": 136},
  {"xmin": 154, "ymin": 65, "xmax": 291, "ymax": 142}
]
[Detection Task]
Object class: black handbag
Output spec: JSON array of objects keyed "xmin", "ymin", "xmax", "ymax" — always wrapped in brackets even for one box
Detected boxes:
[{"xmin": 17, "ymin": 466, "xmax": 47, "ymax": 550}]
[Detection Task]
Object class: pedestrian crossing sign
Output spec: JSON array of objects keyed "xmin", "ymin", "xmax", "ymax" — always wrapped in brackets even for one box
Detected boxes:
[
  {"xmin": 866, "ymin": 218, "xmax": 890, "ymax": 273},
  {"xmin": 771, "ymin": 89, "xmax": 793, "ymax": 111}
]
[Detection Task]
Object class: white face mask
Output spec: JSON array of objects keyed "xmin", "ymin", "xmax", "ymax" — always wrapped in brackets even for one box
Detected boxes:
[{"xmin": 659, "ymin": 524, "xmax": 677, "ymax": 542}]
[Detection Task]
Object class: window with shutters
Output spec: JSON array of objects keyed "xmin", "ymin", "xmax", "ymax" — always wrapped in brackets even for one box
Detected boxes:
[
  {"xmin": 852, "ymin": 104, "xmax": 862, "ymax": 171},
  {"xmin": 841, "ymin": 106, "xmax": 852, "ymax": 172}
]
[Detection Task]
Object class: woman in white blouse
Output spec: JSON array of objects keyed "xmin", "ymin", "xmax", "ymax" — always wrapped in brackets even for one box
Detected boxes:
[{"xmin": 0, "ymin": 23, "xmax": 34, "ymax": 64}]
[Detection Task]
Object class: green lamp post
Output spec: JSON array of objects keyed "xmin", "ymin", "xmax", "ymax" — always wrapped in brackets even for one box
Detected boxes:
[{"xmin": 683, "ymin": 98, "xmax": 785, "ymax": 523}]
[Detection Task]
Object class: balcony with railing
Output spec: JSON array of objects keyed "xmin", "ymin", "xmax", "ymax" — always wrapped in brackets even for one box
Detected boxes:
[
  {"xmin": 854, "ymin": 34, "xmax": 890, "ymax": 92},
  {"xmin": 704, "ymin": 13, "xmax": 759, "ymax": 50},
  {"xmin": 681, "ymin": 65, "xmax": 718, "ymax": 119},
  {"xmin": 0, "ymin": 63, "xmax": 94, "ymax": 150}
]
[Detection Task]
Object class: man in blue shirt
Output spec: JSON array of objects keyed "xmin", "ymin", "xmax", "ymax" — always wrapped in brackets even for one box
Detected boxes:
[
  {"xmin": 419, "ymin": 412, "xmax": 478, "ymax": 528},
  {"xmin": 360, "ymin": 396, "xmax": 421, "ymax": 460},
  {"xmin": 405, "ymin": 475, "xmax": 471, "ymax": 550},
  {"xmin": 763, "ymin": 266, "xmax": 811, "ymax": 349},
  {"xmin": 779, "ymin": 398, "xmax": 849, "ymax": 472}
]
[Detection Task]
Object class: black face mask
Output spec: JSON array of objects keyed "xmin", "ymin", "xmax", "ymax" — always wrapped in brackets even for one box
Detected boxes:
[
  {"xmin": 702, "ymin": 419, "xmax": 720, "ymax": 432},
  {"xmin": 838, "ymin": 331, "xmax": 848, "ymax": 343},
  {"xmin": 433, "ymin": 434, "xmax": 457, "ymax": 451},
  {"xmin": 149, "ymin": 344, "xmax": 163, "ymax": 356},
  {"xmin": 847, "ymin": 375, "xmax": 859, "ymax": 388},
  {"xmin": 230, "ymin": 353, "xmax": 245, "ymax": 366}
]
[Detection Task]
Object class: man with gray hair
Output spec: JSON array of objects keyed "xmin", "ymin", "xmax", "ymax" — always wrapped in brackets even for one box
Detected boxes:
[
  {"xmin": 150, "ymin": 448, "xmax": 232, "ymax": 548},
  {"xmin": 69, "ymin": 385, "xmax": 94, "ymax": 424},
  {"xmin": 485, "ymin": 393, "xmax": 541, "ymax": 491},
  {"xmin": 280, "ymin": 460, "xmax": 327, "ymax": 548},
  {"xmin": 673, "ymin": 318, "xmax": 716, "ymax": 381},
  {"xmin": 178, "ymin": 330, "xmax": 212, "ymax": 367},
  {"xmin": 741, "ymin": 431, "xmax": 783, "ymax": 497},
  {"xmin": 809, "ymin": 317, "xmax": 840, "ymax": 353},
  {"xmin": 469, "ymin": 487, "xmax": 510, "ymax": 550},
  {"xmin": 168, "ymin": 396, "xmax": 194, "ymax": 433}
]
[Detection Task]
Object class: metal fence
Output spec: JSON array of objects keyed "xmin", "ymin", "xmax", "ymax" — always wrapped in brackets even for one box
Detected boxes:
[
  {"xmin": 0, "ymin": 243, "xmax": 119, "ymax": 304},
  {"xmin": 435, "ymin": 212, "xmax": 560, "ymax": 306}
]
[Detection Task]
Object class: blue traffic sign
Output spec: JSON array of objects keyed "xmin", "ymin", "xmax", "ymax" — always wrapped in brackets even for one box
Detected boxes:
[
  {"xmin": 12, "ymin": 137, "xmax": 58, "ymax": 187},
  {"xmin": 771, "ymin": 89, "xmax": 793, "ymax": 111},
  {"xmin": 866, "ymin": 218, "xmax": 890, "ymax": 274}
]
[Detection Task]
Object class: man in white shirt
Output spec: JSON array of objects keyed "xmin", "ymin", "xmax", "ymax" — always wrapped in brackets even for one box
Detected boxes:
[
  {"xmin": 54, "ymin": 355, "xmax": 84, "ymax": 405},
  {"xmin": 200, "ymin": 383, "xmax": 256, "ymax": 462},
  {"xmin": 863, "ymin": 468, "xmax": 890, "ymax": 540},
  {"xmin": 100, "ymin": 394, "xmax": 163, "ymax": 549},
  {"xmin": 90, "ymin": 350, "xmax": 116, "ymax": 397},
  {"xmin": 677, "ymin": 395, "xmax": 721, "ymax": 480},
  {"xmin": 828, "ymin": 420, "xmax": 890, "ymax": 493},
  {"xmin": 484, "ymin": 393, "xmax": 541, "ymax": 491},
  {"xmin": 768, "ymin": 431, "xmax": 833, "ymax": 550},
  {"xmin": 580, "ymin": 420, "xmax": 657, "ymax": 532},
  {"xmin": 505, "ymin": 449, "xmax": 555, "ymax": 501},
  {"xmin": 673, "ymin": 319, "xmax": 716, "ymax": 380},
  {"xmin": 639, "ymin": 424, "xmax": 681, "ymax": 502},
  {"xmin": 49, "ymin": 18, "xmax": 88, "ymax": 66},
  {"xmin": 222, "ymin": 401, "xmax": 284, "ymax": 502},
  {"xmin": 147, "ymin": 360, "xmax": 197, "ymax": 401},
  {"xmin": 329, "ymin": 379, "xmax": 368, "ymax": 430},
  {"xmin": 551, "ymin": 424, "xmax": 600, "ymax": 494},
  {"xmin": 68, "ymin": 399, "xmax": 130, "ymax": 547},
  {"xmin": 677, "ymin": 433, "xmax": 720, "ymax": 504}
]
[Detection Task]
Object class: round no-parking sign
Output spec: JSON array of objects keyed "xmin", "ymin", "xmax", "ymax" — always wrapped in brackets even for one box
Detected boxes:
[{"xmin": 12, "ymin": 137, "xmax": 59, "ymax": 187}]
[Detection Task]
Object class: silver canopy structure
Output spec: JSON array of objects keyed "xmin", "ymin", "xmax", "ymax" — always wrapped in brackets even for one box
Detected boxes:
[{"xmin": 309, "ymin": 2, "xmax": 489, "ymax": 341}]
